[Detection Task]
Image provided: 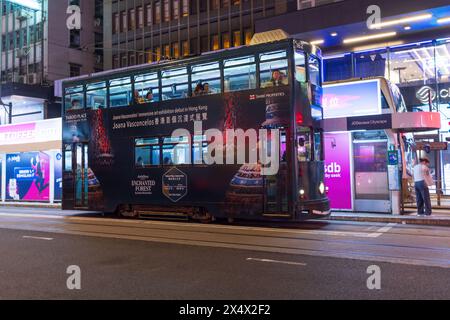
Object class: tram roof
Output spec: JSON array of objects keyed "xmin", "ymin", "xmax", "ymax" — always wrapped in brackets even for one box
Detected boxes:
[{"xmin": 56, "ymin": 37, "xmax": 320, "ymax": 94}]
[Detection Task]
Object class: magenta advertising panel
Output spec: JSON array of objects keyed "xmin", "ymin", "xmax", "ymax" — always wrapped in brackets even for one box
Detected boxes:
[
  {"xmin": 6, "ymin": 152, "xmax": 51, "ymax": 202},
  {"xmin": 324, "ymin": 132, "xmax": 353, "ymax": 210}
]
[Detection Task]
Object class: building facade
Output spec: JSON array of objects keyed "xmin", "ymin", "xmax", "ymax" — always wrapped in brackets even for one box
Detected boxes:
[
  {"xmin": 0, "ymin": 0, "xmax": 102, "ymax": 125},
  {"xmin": 0, "ymin": 0, "xmax": 102, "ymax": 204},
  {"xmin": 102, "ymin": 0, "xmax": 342, "ymax": 69}
]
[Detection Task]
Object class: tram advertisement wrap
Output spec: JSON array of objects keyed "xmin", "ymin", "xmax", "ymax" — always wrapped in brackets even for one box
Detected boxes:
[
  {"xmin": 324, "ymin": 132, "xmax": 353, "ymax": 210},
  {"xmin": 6, "ymin": 152, "xmax": 51, "ymax": 202},
  {"xmin": 69, "ymin": 87, "xmax": 291, "ymax": 214}
]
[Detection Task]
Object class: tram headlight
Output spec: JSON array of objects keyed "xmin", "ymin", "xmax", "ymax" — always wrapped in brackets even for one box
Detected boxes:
[
  {"xmin": 319, "ymin": 182, "xmax": 325, "ymax": 195},
  {"xmin": 299, "ymin": 189, "xmax": 305, "ymax": 197}
]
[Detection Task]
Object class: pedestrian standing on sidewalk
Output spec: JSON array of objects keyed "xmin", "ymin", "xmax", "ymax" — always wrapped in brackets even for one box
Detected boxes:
[{"xmin": 413, "ymin": 158, "xmax": 433, "ymax": 216}]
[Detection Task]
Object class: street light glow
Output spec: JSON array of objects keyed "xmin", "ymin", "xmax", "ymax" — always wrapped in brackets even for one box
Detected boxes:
[
  {"xmin": 310, "ymin": 39, "xmax": 324, "ymax": 45},
  {"xmin": 368, "ymin": 13, "xmax": 432, "ymax": 29},
  {"xmin": 343, "ymin": 32, "xmax": 397, "ymax": 44},
  {"xmin": 437, "ymin": 17, "xmax": 450, "ymax": 24},
  {"xmin": 6, "ymin": 0, "xmax": 41, "ymax": 10}
]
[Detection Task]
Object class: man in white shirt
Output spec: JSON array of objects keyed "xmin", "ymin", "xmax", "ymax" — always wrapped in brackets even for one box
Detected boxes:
[{"xmin": 413, "ymin": 158, "xmax": 433, "ymax": 216}]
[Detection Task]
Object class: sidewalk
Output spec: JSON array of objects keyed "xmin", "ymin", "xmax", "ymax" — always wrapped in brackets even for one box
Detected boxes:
[{"xmin": 329, "ymin": 210, "xmax": 450, "ymax": 227}]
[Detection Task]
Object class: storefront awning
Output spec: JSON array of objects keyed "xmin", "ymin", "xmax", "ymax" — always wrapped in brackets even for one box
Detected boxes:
[{"xmin": 322, "ymin": 112, "xmax": 441, "ymax": 133}]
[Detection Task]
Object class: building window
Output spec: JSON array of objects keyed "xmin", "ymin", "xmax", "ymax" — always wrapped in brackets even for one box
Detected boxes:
[
  {"xmin": 182, "ymin": 40, "xmax": 189, "ymax": 56},
  {"xmin": 244, "ymin": 29, "xmax": 252, "ymax": 45},
  {"xmin": 121, "ymin": 54, "xmax": 128, "ymax": 68},
  {"xmin": 182, "ymin": 0, "xmax": 189, "ymax": 16},
  {"xmin": 129, "ymin": 9, "xmax": 136, "ymax": 30},
  {"xmin": 121, "ymin": 11, "xmax": 128, "ymax": 32},
  {"xmin": 155, "ymin": 1, "xmax": 161, "ymax": 24},
  {"xmin": 233, "ymin": 30, "xmax": 241, "ymax": 47},
  {"xmin": 211, "ymin": 0, "xmax": 219, "ymax": 10},
  {"xmin": 129, "ymin": 53, "xmax": 136, "ymax": 66},
  {"xmin": 173, "ymin": 42, "xmax": 180, "ymax": 58},
  {"xmin": 69, "ymin": 30, "xmax": 81, "ymax": 48},
  {"xmin": 138, "ymin": 52, "xmax": 145, "ymax": 65},
  {"xmin": 163, "ymin": 44, "xmax": 171, "ymax": 59},
  {"xmin": 222, "ymin": 33, "xmax": 230, "ymax": 49},
  {"xmin": 222, "ymin": 0, "xmax": 229, "ymax": 8},
  {"xmin": 69, "ymin": 63, "xmax": 81, "ymax": 77},
  {"xmin": 173, "ymin": 0, "xmax": 180, "ymax": 19},
  {"xmin": 113, "ymin": 55, "xmax": 120, "ymax": 69},
  {"xmin": 163, "ymin": 0, "xmax": 170, "ymax": 22},
  {"xmin": 137, "ymin": 6, "xmax": 144, "ymax": 28},
  {"xmin": 211, "ymin": 34, "xmax": 219, "ymax": 51},
  {"xmin": 146, "ymin": 4, "xmax": 153, "ymax": 26},
  {"xmin": 113, "ymin": 13, "xmax": 120, "ymax": 33},
  {"xmin": 155, "ymin": 46, "xmax": 162, "ymax": 61}
]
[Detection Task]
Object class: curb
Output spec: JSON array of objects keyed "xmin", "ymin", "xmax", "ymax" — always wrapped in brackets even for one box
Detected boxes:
[
  {"xmin": 0, "ymin": 203, "xmax": 61, "ymax": 209},
  {"xmin": 328, "ymin": 215, "xmax": 450, "ymax": 227}
]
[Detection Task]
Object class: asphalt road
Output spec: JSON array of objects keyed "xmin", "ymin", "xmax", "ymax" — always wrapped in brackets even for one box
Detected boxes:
[{"xmin": 0, "ymin": 206, "xmax": 449, "ymax": 299}]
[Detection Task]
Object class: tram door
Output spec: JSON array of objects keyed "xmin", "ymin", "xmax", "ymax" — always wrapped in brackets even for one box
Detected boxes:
[
  {"xmin": 74, "ymin": 143, "xmax": 89, "ymax": 208},
  {"xmin": 264, "ymin": 130, "xmax": 289, "ymax": 215}
]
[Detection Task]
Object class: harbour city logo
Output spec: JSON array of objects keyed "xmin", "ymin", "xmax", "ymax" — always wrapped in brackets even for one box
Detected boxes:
[
  {"xmin": 416, "ymin": 86, "xmax": 437, "ymax": 105},
  {"xmin": 170, "ymin": 121, "xmax": 280, "ymax": 176}
]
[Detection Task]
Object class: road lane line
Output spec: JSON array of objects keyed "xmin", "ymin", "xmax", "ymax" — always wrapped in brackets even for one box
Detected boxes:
[
  {"xmin": 368, "ymin": 223, "xmax": 398, "ymax": 238},
  {"xmin": 246, "ymin": 258, "xmax": 307, "ymax": 266},
  {"xmin": 22, "ymin": 235, "xmax": 54, "ymax": 241}
]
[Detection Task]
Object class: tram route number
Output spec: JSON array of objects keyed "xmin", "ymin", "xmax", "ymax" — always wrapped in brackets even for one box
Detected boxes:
[{"xmin": 178, "ymin": 304, "xmax": 271, "ymax": 318}]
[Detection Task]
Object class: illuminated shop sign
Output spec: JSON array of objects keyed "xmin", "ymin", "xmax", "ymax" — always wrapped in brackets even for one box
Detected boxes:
[
  {"xmin": 0, "ymin": 118, "xmax": 62, "ymax": 146},
  {"xmin": 415, "ymin": 85, "xmax": 450, "ymax": 105},
  {"xmin": 323, "ymin": 79, "xmax": 381, "ymax": 119}
]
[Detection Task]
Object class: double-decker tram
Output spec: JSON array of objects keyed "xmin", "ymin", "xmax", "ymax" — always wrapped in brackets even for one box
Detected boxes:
[{"xmin": 61, "ymin": 36, "xmax": 330, "ymax": 222}]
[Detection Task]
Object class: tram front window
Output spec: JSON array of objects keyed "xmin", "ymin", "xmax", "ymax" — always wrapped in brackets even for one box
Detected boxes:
[{"xmin": 297, "ymin": 127, "xmax": 312, "ymax": 162}]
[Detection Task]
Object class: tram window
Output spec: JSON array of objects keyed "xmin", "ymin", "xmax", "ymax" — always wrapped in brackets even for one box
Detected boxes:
[
  {"xmin": 191, "ymin": 62, "xmax": 221, "ymax": 95},
  {"xmin": 297, "ymin": 127, "xmax": 312, "ymax": 162},
  {"xmin": 162, "ymin": 136, "xmax": 190, "ymax": 165},
  {"xmin": 193, "ymin": 135, "xmax": 208, "ymax": 164},
  {"xmin": 86, "ymin": 81, "xmax": 106, "ymax": 109},
  {"xmin": 109, "ymin": 77, "xmax": 132, "ymax": 108},
  {"xmin": 134, "ymin": 73, "xmax": 160, "ymax": 103},
  {"xmin": 223, "ymin": 56, "xmax": 256, "ymax": 92},
  {"xmin": 260, "ymin": 61, "xmax": 288, "ymax": 88},
  {"xmin": 64, "ymin": 145, "xmax": 72, "ymax": 171},
  {"xmin": 64, "ymin": 86, "xmax": 84, "ymax": 111},
  {"xmin": 294, "ymin": 51, "xmax": 306, "ymax": 83},
  {"xmin": 314, "ymin": 130, "xmax": 323, "ymax": 161},
  {"xmin": 161, "ymin": 68, "xmax": 189, "ymax": 100},
  {"xmin": 308, "ymin": 55, "xmax": 321, "ymax": 86},
  {"xmin": 135, "ymin": 138, "xmax": 160, "ymax": 167}
]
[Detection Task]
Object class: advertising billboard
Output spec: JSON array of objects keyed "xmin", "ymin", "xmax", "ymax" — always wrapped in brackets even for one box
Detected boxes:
[
  {"xmin": 323, "ymin": 79, "xmax": 381, "ymax": 119},
  {"xmin": 54, "ymin": 151, "xmax": 63, "ymax": 201},
  {"xmin": 6, "ymin": 152, "xmax": 51, "ymax": 202},
  {"xmin": 324, "ymin": 132, "xmax": 353, "ymax": 210}
]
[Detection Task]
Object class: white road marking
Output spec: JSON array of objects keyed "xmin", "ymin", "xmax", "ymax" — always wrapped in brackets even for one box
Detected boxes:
[
  {"xmin": 246, "ymin": 258, "xmax": 307, "ymax": 266},
  {"xmin": 367, "ymin": 223, "xmax": 397, "ymax": 238},
  {"xmin": 22, "ymin": 235, "xmax": 54, "ymax": 241}
]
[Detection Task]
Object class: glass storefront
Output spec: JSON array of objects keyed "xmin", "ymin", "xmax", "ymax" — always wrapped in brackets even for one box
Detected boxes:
[{"xmin": 324, "ymin": 38, "xmax": 450, "ymax": 195}]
